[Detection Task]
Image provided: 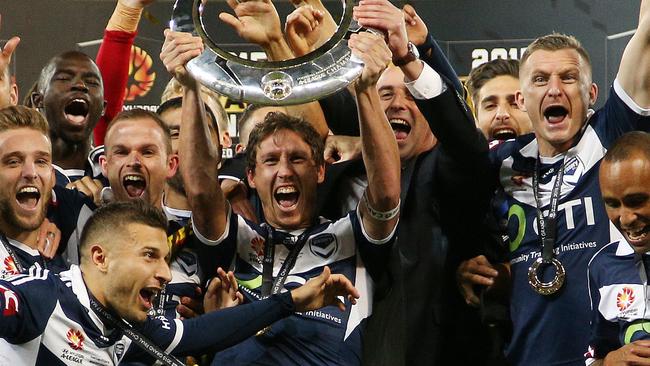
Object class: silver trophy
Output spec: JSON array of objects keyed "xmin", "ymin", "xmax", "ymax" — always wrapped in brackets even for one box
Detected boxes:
[{"xmin": 170, "ymin": 0, "xmax": 365, "ymax": 105}]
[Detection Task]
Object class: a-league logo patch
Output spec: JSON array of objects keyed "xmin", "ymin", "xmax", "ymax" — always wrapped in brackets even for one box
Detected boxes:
[
  {"xmin": 2, "ymin": 257, "xmax": 18, "ymax": 276},
  {"xmin": 66, "ymin": 328, "xmax": 85, "ymax": 351},
  {"xmin": 250, "ymin": 236, "xmax": 265, "ymax": 258},
  {"xmin": 309, "ymin": 234, "xmax": 337, "ymax": 259},
  {"xmin": 617, "ymin": 287, "xmax": 636, "ymax": 311}
]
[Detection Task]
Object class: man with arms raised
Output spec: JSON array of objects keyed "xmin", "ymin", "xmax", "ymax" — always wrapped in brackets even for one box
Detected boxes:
[
  {"xmin": 352, "ymin": 1, "xmax": 491, "ymax": 365},
  {"xmin": 458, "ymin": 1, "xmax": 650, "ymax": 364},
  {"xmin": 0, "ymin": 200, "xmax": 359, "ymax": 365},
  {"xmin": 167, "ymin": 28, "xmax": 400, "ymax": 364}
]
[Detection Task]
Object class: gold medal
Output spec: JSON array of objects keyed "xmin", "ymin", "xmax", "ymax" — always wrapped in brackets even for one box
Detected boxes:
[
  {"xmin": 527, "ymin": 257, "xmax": 566, "ymax": 295},
  {"xmin": 256, "ymin": 326, "xmax": 271, "ymax": 337}
]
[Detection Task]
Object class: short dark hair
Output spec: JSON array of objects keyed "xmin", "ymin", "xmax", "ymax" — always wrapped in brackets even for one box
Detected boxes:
[
  {"xmin": 106, "ymin": 108, "xmax": 172, "ymax": 154},
  {"xmin": 0, "ymin": 105, "xmax": 49, "ymax": 135},
  {"xmin": 246, "ymin": 112, "xmax": 324, "ymax": 172},
  {"xmin": 603, "ymin": 131, "xmax": 650, "ymax": 163},
  {"xmin": 156, "ymin": 96, "xmax": 220, "ymax": 137},
  {"xmin": 237, "ymin": 104, "xmax": 287, "ymax": 149},
  {"xmin": 520, "ymin": 33, "xmax": 591, "ymax": 72},
  {"xmin": 466, "ymin": 58, "xmax": 520, "ymax": 109},
  {"xmin": 79, "ymin": 200, "xmax": 168, "ymax": 259},
  {"xmin": 156, "ymin": 96, "xmax": 183, "ymax": 117},
  {"xmin": 37, "ymin": 51, "xmax": 99, "ymax": 93}
]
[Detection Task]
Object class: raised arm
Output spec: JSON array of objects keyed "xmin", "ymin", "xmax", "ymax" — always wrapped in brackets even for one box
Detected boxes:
[
  {"xmin": 219, "ymin": 0, "xmax": 293, "ymax": 61},
  {"xmin": 160, "ymin": 30, "xmax": 227, "ymax": 241},
  {"xmin": 0, "ymin": 14, "xmax": 19, "ymax": 107},
  {"xmin": 220, "ymin": 0, "xmax": 329, "ymax": 138},
  {"xmin": 285, "ymin": 5, "xmax": 326, "ymax": 57},
  {"xmin": 354, "ymin": 0, "xmax": 423, "ymax": 81},
  {"xmin": 94, "ymin": 0, "xmax": 154, "ymax": 146},
  {"xmin": 349, "ymin": 32, "xmax": 400, "ymax": 239},
  {"xmin": 617, "ymin": 0, "xmax": 650, "ymax": 108},
  {"xmin": 288, "ymin": 0, "xmax": 337, "ymax": 51}
]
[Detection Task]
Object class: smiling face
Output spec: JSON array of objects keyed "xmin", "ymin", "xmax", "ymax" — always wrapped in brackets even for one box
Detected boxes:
[
  {"xmin": 0, "ymin": 128, "xmax": 54, "ymax": 235},
  {"xmin": 103, "ymin": 222, "xmax": 171, "ymax": 323},
  {"xmin": 101, "ymin": 118, "xmax": 178, "ymax": 206},
  {"xmin": 247, "ymin": 129, "xmax": 324, "ymax": 230},
  {"xmin": 377, "ymin": 66, "xmax": 435, "ymax": 161},
  {"xmin": 36, "ymin": 52, "xmax": 105, "ymax": 144},
  {"xmin": 517, "ymin": 48, "xmax": 597, "ymax": 156},
  {"xmin": 600, "ymin": 154, "xmax": 650, "ymax": 254},
  {"xmin": 476, "ymin": 75, "xmax": 533, "ymax": 140}
]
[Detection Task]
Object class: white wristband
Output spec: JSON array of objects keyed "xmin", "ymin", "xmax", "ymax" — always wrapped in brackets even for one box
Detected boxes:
[{"xmin": 362, "ymin": 191, "xmax": 400, "ymax": 221}]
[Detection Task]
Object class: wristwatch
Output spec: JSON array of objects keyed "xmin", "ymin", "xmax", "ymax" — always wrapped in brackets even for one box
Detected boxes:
[{"xmin": 392, "ymin": 42, "xmax": 420, "ymax": 67}]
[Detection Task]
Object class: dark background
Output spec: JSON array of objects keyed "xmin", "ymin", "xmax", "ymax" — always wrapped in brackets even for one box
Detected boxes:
[{"xmin": 1, "ymin": 0, "xmax": 642, "ymax": 128}]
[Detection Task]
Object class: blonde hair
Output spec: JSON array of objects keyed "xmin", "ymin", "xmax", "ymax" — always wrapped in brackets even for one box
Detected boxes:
[
  {"xmin": 0, "ymin": 105, "xmax": 49, "ymax": 135},
  {"xmin": 520, "ymin": 33, "xmax": 591, "ymax": 70}
]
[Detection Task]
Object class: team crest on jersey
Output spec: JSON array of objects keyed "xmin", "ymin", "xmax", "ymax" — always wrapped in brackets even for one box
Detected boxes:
[
  {"xmin": 114, "ymin": 342, "xmax": 126, "ymax": 360},
  {"xmin": 617, "ymin": 287, "xmax": 636, "ymax": 311},
  {"xmin": 561, "ymin": 155, "xmax": 584, "ymax": 186},
  {"xmin": 66, "ymin": 328, "xmax": 85, "ymax": 350},
  {"xmin": 250, "ymin": 236, "xmax": 265, "ymax": 260},
  {"xmin": 510, "ymin": 173, "xmax": 531, "ymax": 187},
  {"xmin": 309, "ymin": 234, "xmax": 337, "ymax": 259},
  {"xmin": 177, "ymin": 250, "xmax": 198, "ymax": 277},
  {"xmin": 2, "ymin": 257, "xmax": 18, "ymax": 276}
]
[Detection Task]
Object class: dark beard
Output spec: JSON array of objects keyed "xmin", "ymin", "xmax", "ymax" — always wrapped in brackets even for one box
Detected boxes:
[{"xmin": 167, "ymin": 171, "xmax": 186, "ymax": 197}]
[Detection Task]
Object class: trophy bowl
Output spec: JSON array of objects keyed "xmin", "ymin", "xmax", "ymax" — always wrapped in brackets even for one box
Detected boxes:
[{"xmin": 170, "ymin": 0, "xmax": 365, "ymax": 105}]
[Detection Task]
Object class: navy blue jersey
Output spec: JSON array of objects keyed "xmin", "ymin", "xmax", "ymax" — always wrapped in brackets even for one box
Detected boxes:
[
  {"xmin": 152, "ymin": 206, "xmax": 205, "ymax": 319},
  {"xmin": 0, "ymin": 186, "xmax": 94, "ymax": 278},
  {"xmin": 491, "ymin": 81, "xmax": 650, "ymax": 365},
  {"xmin": 201, "ymin": 208, "xmax": 394, "ymax": 366},
  {"xmin": 585, "ymin": 240, "xmax": 650, "ymax": 364},
  {"xmin": 47, "ymin": 186, "xmax": 96, "ymax": 267},
  {"xmin": 0, "ymin": 238, "xmax": 67, "ymax": 279},
  {"xmin": 53, "ymin": 145, "xmax": 107, "ymax": 188},
  {"xmin": 0, "ymin": 265, "xmax": 296, "ymax": 365}
]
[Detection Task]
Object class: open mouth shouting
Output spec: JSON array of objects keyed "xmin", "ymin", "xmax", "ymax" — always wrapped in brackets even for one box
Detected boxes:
[
  {"xmin": 274, "ymin": 185, "xmax": 299, "ymax": 211},
  {"xmin": 15, "ymin": 185, "xmax": 41, "ymax": 213},
  {"xmin": 64, "ymin": 98, "xmax": 90, "ymax": 127},
  {"xmin": 492, "ymin": 127, "xmax": 517, "ymax": 141},
  {"xmin": 138, "ymin": 287, "xmax": 160, "ymax": 310},
  {"xmin": 543, "ymin": 105, "xmax": 569, "ymax": 125},
  {"xmin": 390, "ymin": 118, "xmax": 412, "ymax": 142},
  {"xmin": 123, "ymin": 174, "xmax": 146, "ymax": 198}
]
